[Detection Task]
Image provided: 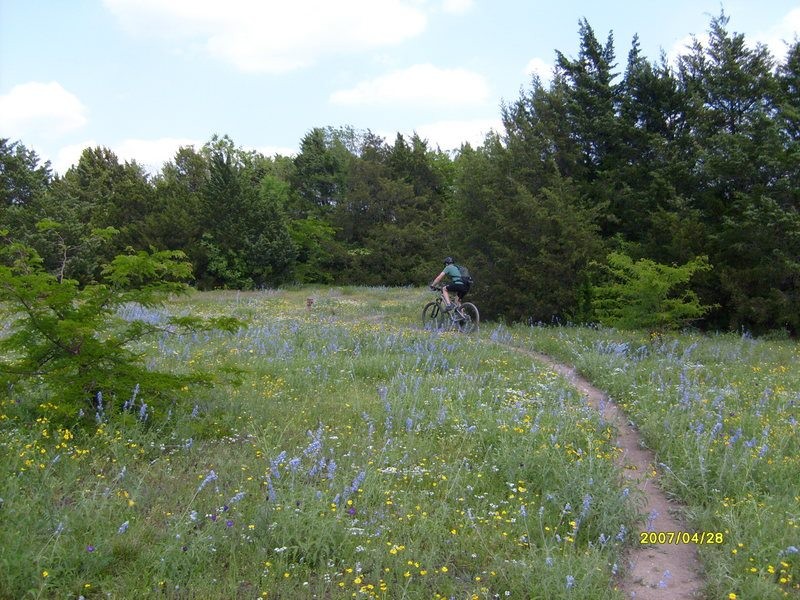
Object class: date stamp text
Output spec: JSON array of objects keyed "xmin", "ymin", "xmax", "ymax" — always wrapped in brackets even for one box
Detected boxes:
[{"xmin": 639, "ymin": 531, "xmax": 725, "ymax": 545}]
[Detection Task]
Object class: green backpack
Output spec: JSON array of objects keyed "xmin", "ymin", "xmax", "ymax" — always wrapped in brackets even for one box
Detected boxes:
[{"xmin": 456, "ymin": 264, "xmax": 474, "ymax": 288}]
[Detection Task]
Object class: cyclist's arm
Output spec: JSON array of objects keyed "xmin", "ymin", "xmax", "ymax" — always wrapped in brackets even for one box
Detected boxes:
[{"xmin": 430, "ymin": 271, "xmax": 446, "ymax": 287}]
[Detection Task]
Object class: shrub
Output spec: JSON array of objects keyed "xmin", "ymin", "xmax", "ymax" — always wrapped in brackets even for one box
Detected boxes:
[
  {"xmin": 0, "ymin": 235, "xmax": 239, "ymax": 424},
  {"xmin": 591, "ymin": 252, "xmax": 714, "ymax": 331}
]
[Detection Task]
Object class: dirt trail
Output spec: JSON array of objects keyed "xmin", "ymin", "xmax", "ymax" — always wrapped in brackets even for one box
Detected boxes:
[{"xmin": 506, "ymin": 346, "xmax": 705, "ymax": 600}]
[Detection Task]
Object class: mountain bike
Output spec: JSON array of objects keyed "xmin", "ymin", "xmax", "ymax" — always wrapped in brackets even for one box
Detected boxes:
[{"xmin": 422, "ymin": 285, "xmax": 479, "ymax": 333}]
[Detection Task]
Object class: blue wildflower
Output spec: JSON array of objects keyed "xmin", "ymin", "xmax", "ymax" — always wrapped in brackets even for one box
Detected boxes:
[
  {"xmin": 197, "ymin": 470, "xmax": 217, "ymax": 493},
  {"xmin": 581, "ymin": 494, "xmax": 592, "ymax": 516},
  {"xmin": 646, "ymin": 509, "xmax": 659, "ymax": 530},
  {"xmin": 341, "ymin": 470, "xmax": 366, "ymax": 503},
  {"xmin": 269, "ymin": 451, "xmax": 287, "ymax": 479},
  {"xmin": 729, "ymin": 428, "xmax": 742, "ymax": 444},
  {"xmin": 123, "ymin": 384, "xmax": 139, "ymax": 411},
  {"xmin": 615, "ymin": 524, "xmax": 627, "ymax": 542},
  {"xmin": 377, "ymin": 386, "xmax": 388, "ymax": 403},
  {"xmin": 303, "ymin": 427, "xmax": 323, "ymax": 457}
]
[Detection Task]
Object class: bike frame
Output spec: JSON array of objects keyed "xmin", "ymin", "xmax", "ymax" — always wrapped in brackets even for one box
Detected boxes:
[{"xmin": 423, "ymin": 286, "xmax": 479, "ymax": 333}]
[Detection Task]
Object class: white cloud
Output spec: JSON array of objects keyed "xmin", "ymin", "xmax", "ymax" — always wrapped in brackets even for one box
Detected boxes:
[
  {"xmin": 114, "ymin": 137, "xmax": 200, "ymax": 172},
  {"xmin": 400, "ymin": 117, "xmax": 503, "ymax": 151},
  {"xmin": 667, "ymin": 33, "xmax": 699, "ymax": 65},
  {"xmin": 257, "ymin": 144, "xmax": 297, "ymax": 158},
  {"xmin": 330, "ymin": 64, "xmax": 490, "ymax": 107},
  {"xmin": 0, "ymin": 82, "xmax": 88, "ymax": 139},
  {"xmin": 52, "ymin": 141, "xmax": 97, "ymax": 176},
  {"xmin": 51, "ymin": 138, "xmax": 296, "ymax": 176},
  {"xmin": 668, "ymin": 8, "xmax": 800, "ymax": 66},
  {"xmin": 441, "ymin": 0, "xmax": 474, "ymax": 15},
  {"xmin": 102, "ymin": 0, "xmax": 428, "ymax": 73},
  {"xmin": 755, "ymin": 7, "xmax": 800, "ymax": 62},
  {"xmin": 48, "ymin": 138, "xmax": 196, "ymax": 176},
  {"xmin": 524, "ymin": 57, "xmax": 553, "ymax": 85}
]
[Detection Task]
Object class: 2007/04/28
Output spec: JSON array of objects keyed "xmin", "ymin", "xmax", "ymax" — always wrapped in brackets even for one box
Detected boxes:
[{"xmin": 639, "ymin": 531, "xmax": 725, "ymax": 545}]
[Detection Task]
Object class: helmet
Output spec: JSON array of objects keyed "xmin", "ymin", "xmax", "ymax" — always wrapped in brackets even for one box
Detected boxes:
[{"xmin": 444, "ymin": 257, "xmax": 454, "ymax": 265}]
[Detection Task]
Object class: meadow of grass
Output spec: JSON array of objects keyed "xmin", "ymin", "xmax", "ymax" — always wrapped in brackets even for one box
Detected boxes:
[
  {"xmin": 511, "ymin": 324, "xmax": 799, "ymax": 600},
  {"xmin": 1, "ymin": 287, "xmax": 639, "ymax": 599}
]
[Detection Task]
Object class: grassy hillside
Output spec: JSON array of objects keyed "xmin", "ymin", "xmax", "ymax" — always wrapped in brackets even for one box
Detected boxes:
[
  {"xmin": 510, "ymin": 323, "xmax": 800, "ymax": 600},
  {"xmin": 1, "ymin": 287, "xmax": 796, "ymax": 599}
]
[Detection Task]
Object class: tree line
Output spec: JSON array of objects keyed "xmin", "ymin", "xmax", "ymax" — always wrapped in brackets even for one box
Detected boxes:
[{"xmin": 2, "ymin": 14, "xmax": 798, "ymax": 334}]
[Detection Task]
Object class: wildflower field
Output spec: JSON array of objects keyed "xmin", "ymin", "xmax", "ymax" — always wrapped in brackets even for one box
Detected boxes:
[
  {"xmin": 513, "ymin": 324, "xmax": 800, "ymax": 599},
  {"xmin": 1, "ymin": 286, "xmax": 797, "ymax": 599}
]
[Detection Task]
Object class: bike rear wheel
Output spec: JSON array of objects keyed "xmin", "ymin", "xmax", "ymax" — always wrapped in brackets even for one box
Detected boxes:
[
  {"xmin": 453, "ymin": 302, "xmax": 479, "ymax": 333},
  {"xmin": 422, "ymin": 301, "xmax": 445, "ymax": 332}
]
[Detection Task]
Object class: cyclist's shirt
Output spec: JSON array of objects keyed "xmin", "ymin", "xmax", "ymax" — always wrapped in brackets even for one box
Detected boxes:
[{"xmin": 443, "ymin": 264, "xmax": 462, "ymax": 284}]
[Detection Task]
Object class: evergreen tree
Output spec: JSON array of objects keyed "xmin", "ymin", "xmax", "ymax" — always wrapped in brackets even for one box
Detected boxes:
[
  {"xmin": 0, "ymin": 139, "xmax": 53, "ymax": 257},
  {"xmin": 615, "ymin": 40, "xmax": 695, "ymax": 256},
  {"xmin": 554, "ymin": 19, "xmax": 622, "ymax": 240},
  {"xmin": 677, "ymin": 14, "xmax": 796, "ymax": 332},
  {"xmin": 677, "ymin": 14, "xmax": 779, "ymax": 219},
  {"xmin": 22, "ymin": 147, "xmax": 155, "ymax": 283},
  {"xmin": 198, "ymin": 137, "xmax": 296, "ymax": 288},
  {"xmin": 451, "ymin": 133, "xmax": 603, "ymax": 321},
  {"xmin": 775, "ymin": 40, "xmax": 800, "ymax": 209},
  {"xmin": 148, "ymin": 145, "xmax": 210, "ymax": 276},
  {"xmin": 250, "ymin": 175, "xmax": 298, "ymax": 285},
  {"xmin": 0, "ymin": 139, "xmax": 51, "ymax": 210},
  {"xmin": 290, "ymin": 127, "xmax": 348, "ymax": 215}
]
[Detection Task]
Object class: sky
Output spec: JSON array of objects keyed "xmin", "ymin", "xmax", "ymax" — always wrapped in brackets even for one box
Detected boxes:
[{"xmin": 1, "ymin": 0, "xmax": 798, "ymax": 176}]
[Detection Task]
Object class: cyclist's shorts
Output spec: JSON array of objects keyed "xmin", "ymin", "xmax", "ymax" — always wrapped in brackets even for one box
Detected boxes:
[{"xmin": 444, "ymin": 282, "xmax": 469, "ymax": 299}]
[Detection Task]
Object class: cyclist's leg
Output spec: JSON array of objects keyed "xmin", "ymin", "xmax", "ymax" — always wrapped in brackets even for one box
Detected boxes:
[
  {"xmin": 442, "ymin": 285, "xmax": 453, "ymax": 309},
  {"xmin": 450, "ymin": 287, "xmax": 466, "ymax": 318},
  {"xmin": 454, "ymin": 284, "xmax": 467, "ymax": 306}
]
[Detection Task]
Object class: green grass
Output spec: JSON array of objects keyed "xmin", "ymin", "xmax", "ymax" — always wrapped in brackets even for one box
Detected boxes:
[
  {"xmin": 509, "ymin": 323, "xmax": 800, "ymax": 600},
  {"xmin": 1, "ymin": 287, "xmax": 635, "ymax": 599},
  {"xmin": 1, "ymin": 287, "xmax": 797, "ymax": 599}
]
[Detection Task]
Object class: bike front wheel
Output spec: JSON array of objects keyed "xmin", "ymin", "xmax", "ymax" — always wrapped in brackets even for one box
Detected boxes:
[
  {"xmin": 454, "ymin": 302, "xmax": 479, "ymax": 333},
  {"xmin": 422, "ymin": 302, "xmax": 445, "ymax": 332}
]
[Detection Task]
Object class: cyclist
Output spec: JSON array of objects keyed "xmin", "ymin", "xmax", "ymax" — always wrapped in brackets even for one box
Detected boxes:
[{"xmin": 430, "ymin": 257, "xmax": 468, "ymax": 311}]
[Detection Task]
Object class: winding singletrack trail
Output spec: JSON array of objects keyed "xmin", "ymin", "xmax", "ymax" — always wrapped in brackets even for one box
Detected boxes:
[{"xmin": 504, "ymin": 345, "xmax": 705, "ymax": 599}]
